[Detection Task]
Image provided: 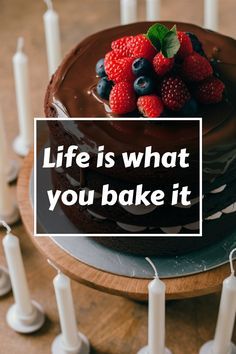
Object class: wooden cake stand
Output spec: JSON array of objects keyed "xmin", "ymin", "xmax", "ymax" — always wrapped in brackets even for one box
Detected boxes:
[{"xmin": 17, "ymin": 149, "xmax": 232, "ymax": 301}]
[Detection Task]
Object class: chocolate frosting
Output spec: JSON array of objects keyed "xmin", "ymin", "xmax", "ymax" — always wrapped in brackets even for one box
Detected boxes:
[{"xmin": 46, "ymin": 21, "xmax": 236, "ymax": 180}]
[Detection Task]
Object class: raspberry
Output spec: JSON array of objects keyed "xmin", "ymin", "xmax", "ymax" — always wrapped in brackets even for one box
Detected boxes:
[
  {"xmin": 182, "ymin": 52, "xmax": 213, "ymax": 81},
  {"xmin": 137, "ymin": 95, "xmax": 164, "ymax": 118},
  {"xmin": 128, "ymin": 34, "xmax": 157, "ymax": 61},
  {"xmin": 153, "ymin": 53, "xmax": 174, "ymax": 76},
  {"xmin": 161, "ymin": 76, "xmax": 191, "ymax": 111},
  {"xmin": 104, "ymin": 50, "xmax": 125, "ymax": 68},
  {"xmin": 177, "ymin": 31, "xmax": 193, "ymax": 59},
  {"xmin": 111, "ymin": 36, "xmax": 133, "ymax": 57},
  {"xmin": 105, "ymin": 57, "xmax": 135, "ymax": 83},
  {"xmin": 109, "ymin": 82, "xmax": 136, "ymax": 114},
  {"xmin": 194, "ymin": 76, "xmax": 225, "ymax": 104}
]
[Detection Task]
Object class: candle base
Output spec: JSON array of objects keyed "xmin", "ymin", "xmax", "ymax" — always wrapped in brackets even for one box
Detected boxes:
[
  {"xmin": 13, "ymin": 135, "xmax": 31, "ymax": 157},
  {"xmin": 0, "ymin": 267, "xmax": 11, "ymax": 296},
  {"xmin": 137, "ymin": 346, "xmax": 172, "ymax": 354},
  {"xmin": 6, "ymin": 300, "xmax": 45, "ymax": 333},
  {"xmin": 199, "ymin": 341, "xmax": 236, "ymax": 354},
  {"xmin": 51, "ymin": 332, "xmax": 90, "ymax": 354},
  {"xmin": 6, "ymin": 160, "xmax": 20, "ymax": 183},
  {"xmin": 0, "ymin": 204, "xmax": 20, "ymax": 225}
]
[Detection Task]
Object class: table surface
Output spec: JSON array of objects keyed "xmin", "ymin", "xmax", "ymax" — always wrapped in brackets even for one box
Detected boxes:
[{"xmin": 0, "ymin": 0, "xmax": 236, "ymax": 353}]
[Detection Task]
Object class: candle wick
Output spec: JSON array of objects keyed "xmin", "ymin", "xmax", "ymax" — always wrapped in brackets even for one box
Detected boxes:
[
  {"xmin": 145, "ymin": 257, "xmax": 159, "ymax": 278},
  {"xmin": 229, "ymin": 248, "xmax": 236, "ymax": 276},
  {"xmin": 17, "ymin": 37, "xmax": 24, "ymax": 53},
  {"xmin": 44, "ymin": 0, "xmax": 53, "ymax": 10},
  {"xmin": 0, "ymin": 220, "xmax": 11, "ymax": 234}
]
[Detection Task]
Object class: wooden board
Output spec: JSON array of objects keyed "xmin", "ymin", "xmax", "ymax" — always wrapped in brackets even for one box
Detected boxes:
[{"xmin": 17, "ymin": 149, "xmax": 232, "ymax": 301}]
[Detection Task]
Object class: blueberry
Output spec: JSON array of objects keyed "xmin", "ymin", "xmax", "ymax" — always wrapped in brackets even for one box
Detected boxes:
[
  {"xmin": 186, "ymin": 32, "xmax": 206, "ymax": 57},
  {"xmin": 96, "ymin": 77, "xmax": 113, "ymax": 99},
  {"xmin": 132, "ymin": 58, "xmax": 152, "ymax": 77},
  {"xmin": 134, "ymin": 76, "xmax": 154, "ymax": 96},
  {"xmin": 181, "ymin": 99, "xmax": 199, "ymax": 117},
  {"xmin": 96, "ymin": 58, "xmax": 106, "ymax": 77}
]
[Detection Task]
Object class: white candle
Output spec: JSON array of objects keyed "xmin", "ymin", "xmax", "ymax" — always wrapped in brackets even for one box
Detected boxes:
[
  {"xmin": 2, "ymin": 227, "xmax": 33, "ymax": 317},
  {"xmin": 147, "ymin": 258, "xmax": 166, "ymax": 354},
  {"xmin": 146, "ymin": 0, "xmax": 160, "ymax": 21},
  {"xmin": 204, "ymin": 0, "xmax": 219, "ymax": 31},
  {"xmin": 53, "ymin": 271, "xmax": 81, "ymax": 350},
  {"xmin": 0, "ymin": 164, "xmax": 18, "ymax": 223},
  {"xmin": 43, "ymin": 0, "xmax": 62, "ymax": 77},
  {"xmin": 0, "ymin": 105, "xmax": 19, "ymax": 183},
  {"xmin": 13, "ymin": 37, "xmax": 33, "ymax": 155},
  {"xmin": 212, "ymin": 249, "xmax": 236, "ymax": 354},
  {"xmin": 120, "ymin": 0, "xmax": 137, "ymax": 25}
]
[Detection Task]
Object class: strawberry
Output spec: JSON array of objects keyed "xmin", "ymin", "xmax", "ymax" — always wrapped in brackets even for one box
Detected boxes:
[
  {"xmin": 161, "ymin": 76, "xmax": 191, "ymax": 111},
  {"xmin": 182, "ymin": 52, "xmax": 213, "ymax": 81},
  {"xmin": 194, "ymin": 76, "xmax": 225, "ymax": 104},
  {"xmin": 105, "ymin": 57, "xmax": 135, "ymax": 83},
  {"xmin": 177, "ymin": 31, "xmax": 193, "ymax": 59},
  {"xmin": 127, "ymin": 34, "xmax": 157, "ymax": 61},
  {"xmin": 111, "ymin": 36, "xmax": 133, "ymax": 57},
  {"xmin": 137, "ymin": 95, "xmax": 164, "ymax": 118},
  {"xmin": 109, "ymin": 82, "xmax": 136, "ymax": 114},
  {"xmin": 153, "ymin": 53, "xmax": 174, "ymax": 76}
]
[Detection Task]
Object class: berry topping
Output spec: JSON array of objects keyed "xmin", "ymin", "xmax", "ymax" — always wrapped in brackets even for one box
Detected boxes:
[
  {"xmin": 96, "ymin": 77, "xmax": 113, "ymax": 100},
  {"xmin": 127, "ymin": 34, "xmax": 157, "ymax": 61},
  {"xmin": 153, "ymin": 53, "xmax": 174, "ymax": 76},
  {"xmin": 186, "ymin": 32, "xmax": 206, "ymax": 57},
  {"xmin": 111, "ymin": 36, "xmax": 133, "ymax": 57},
  {"xmin": 95, "ymin": 58, "xmax": 106, "ymax": 77},
  {"xmin": 132, "ymin": 57, "xmax": 153, "ymax": 76},
  {"xmin": 137, "ymin": 95, "xmax": 164, "ymax": 118},
  {"xmin": 134, "ymin": 76, "xmax": 154, "ymax": 96},
  {"xmin": 161, "ymin": 76, "xmax": 191, "ymax": 111},
  {"xmin": 109, "ymin": 82, "xmax": 136, "ymax": 114},
  {"xmin": 177, "ymin": 31, "xmax": 193, "ymax": 59},
  {"xmin": 182, "ymin": 52, "xmax": 213, "ymax": 81},
  {"xmin": 194, "ymin": 77, "xmax": 225, "ymax": 104},
  {"xmin": 105, "ymin": 57, "xmax": 135, "ymax": 83},
  {"xmin": 96, "ymin": 23, "xmax": 225, "ymax": 116}
]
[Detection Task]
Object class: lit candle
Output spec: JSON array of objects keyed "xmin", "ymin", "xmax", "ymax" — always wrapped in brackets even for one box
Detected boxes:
[
  {"xmin": 53, "ymin": 269, "xmax": 82, "ymax": 350},
  {"xmin": 12, "ymin": 37, "xmax": 33, "ymax": 157},
  {"xmin": 120, "ymin": 0, "xmax": 137, "ymax": 25},
  {"xmin": 137, "ymin": 258, "xmax": 172, "ymax": 354},
  {"xmin": 204, "ymin": 0, "xmax": 219, "ymax": 31},
  {"xmin": 0, "ymin": 105, "xmax": 19, "ymax": 183},
  {"xmin": 199, "ymin": 249, "xmax": 236, "ymax": 354},
  {"xmin": 146, "ymin": 0, "xmax": 160, "ymax": 21},
  {"xmin": 2, "ymin": 223, "xmax": 33, "ymax": 317},
  {"xmin": 43, "ymin": 0, "xmax": 62, "ymax": 77}
]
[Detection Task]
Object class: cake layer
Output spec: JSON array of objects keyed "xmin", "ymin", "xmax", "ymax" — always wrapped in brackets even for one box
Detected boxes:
[
  {"xmin": 52, "ymin": 168, "xmax": 236, "ymax": 229},
  {"xmin": 52, "ymin": 166, "xmax": 236, "ymax": 255}
]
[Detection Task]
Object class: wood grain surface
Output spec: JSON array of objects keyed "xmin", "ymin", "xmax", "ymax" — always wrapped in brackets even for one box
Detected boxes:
[{"xmin": 0, "ymin": 1, "xmax": 236, "ymax": 353}]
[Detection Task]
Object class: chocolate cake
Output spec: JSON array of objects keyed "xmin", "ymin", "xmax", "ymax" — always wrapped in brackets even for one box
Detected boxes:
[{"xmin": 44, "ymin": 22, "xmax": 236, "ymax": 256}]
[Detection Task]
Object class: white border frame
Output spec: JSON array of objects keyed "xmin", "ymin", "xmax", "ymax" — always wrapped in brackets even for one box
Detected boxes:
[{"xmin": 34, "ymin": 117, "xmax": 202, "ymax": 237}]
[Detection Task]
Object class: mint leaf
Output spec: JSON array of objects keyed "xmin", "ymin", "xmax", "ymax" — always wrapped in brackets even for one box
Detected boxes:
[
  {"xmin": 146, "ymin": 23, "xmax": 169, "ymax": 50},
  {"xmin": 162, "ymin": 31, "xmax": 180, "ymax": 58},
  {"xmin": 170, "ymin": 25, "xmax": 177, "ymax": 34}
]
